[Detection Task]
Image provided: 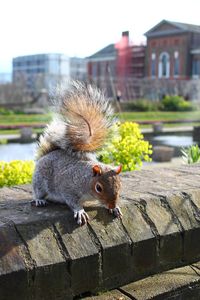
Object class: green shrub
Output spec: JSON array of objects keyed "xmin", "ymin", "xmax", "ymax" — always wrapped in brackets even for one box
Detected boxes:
[
  {"xmin": 0, "ymin": 160, "xmax": 35, "ymax": 187},
  {"xmin": 119, "ymin": 99, "xmax": 159, "ymax": 112},
  {"xmin": 99, "ymin": 122, "xmax": 152, "ymax": 171},
  {"xmin": 161, "ymin": 95, "xmax": 194, "ymax": 111},
  {"xmin": 0, "ymin": 123, "xmax": 152, "ymax": 187},
  {"xmin": 0, "ymin": 139, "xmax": 7, "ymax": 145},
  {"xmin": 177, "ymin": 101, "xmax": 194, "ymax": 111},
  {"xmin": 181, "ymin": 145, "xmax": 200, "ymax": 164},
  {"xmin": 0, "ymin": 107, "xmax": 14, "ymax": 115}
]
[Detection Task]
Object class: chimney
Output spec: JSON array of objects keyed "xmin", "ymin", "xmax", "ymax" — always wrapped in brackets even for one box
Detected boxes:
[{"xmin": 122, "ymin": 31, "xmax": 129, "ymax": 38}]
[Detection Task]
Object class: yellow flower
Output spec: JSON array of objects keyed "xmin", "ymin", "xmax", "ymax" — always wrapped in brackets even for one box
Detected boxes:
[
  {"xmin": 0, "ymin": 160, "xmax": 35, "ymax": 187},
  {"xmin": 98, "ymin": 121, "xmax": 152, "ymax": 172}
]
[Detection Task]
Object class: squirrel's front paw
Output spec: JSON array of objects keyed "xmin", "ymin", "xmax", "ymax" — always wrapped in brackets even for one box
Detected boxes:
[
  {"xmin": 74, "ymin": 209, "xmax": 89, "ymax": 226},
  {"xmin": 109, "ymin": 206, "xmax": 123, "ymax": 219}
]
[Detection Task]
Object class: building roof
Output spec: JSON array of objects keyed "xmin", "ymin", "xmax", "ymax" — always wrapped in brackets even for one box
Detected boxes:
[
  {"xmin": 145, "ymin": 19, "xmax": 200, "ymax": 37},
  {"xmin": 87, "ymin": 44, "xmax": 116, "ymax": 60},
  {"xmin": 170, "ymin": 21, "xmax": 200, "ymax": 33}
]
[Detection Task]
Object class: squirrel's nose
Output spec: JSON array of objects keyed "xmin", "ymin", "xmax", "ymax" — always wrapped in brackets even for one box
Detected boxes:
[{"xmin": 108, "ymin": 203, "xmax": 115, "ymax": 209}]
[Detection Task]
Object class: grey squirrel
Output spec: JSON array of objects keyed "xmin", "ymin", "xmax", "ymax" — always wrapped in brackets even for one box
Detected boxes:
[{"xmin": 32, "ymin": 81, "xmax": 122, "ymax": 225}]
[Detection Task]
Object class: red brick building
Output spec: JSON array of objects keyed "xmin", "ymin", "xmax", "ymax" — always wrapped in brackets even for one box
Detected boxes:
[
  {"xmin": 87, "ymin": 20, "xmax": 200, "ymax": 99},
  {"xmin": 87, "ymin": 31, "xmax": 145, "ymax": 81},
  {"xmin": 87, "ymin": 20, "xmax": 200, "ymax": 81},
  {"xmin": 145, "ymin": 20, "xmax": 200, "ymax": 79}
]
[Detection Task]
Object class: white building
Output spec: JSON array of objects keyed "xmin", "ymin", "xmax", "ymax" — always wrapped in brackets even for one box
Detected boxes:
[
  {"xmin": 70, "ymin": 57, "xmax": 87, "ymax": 81},
  {"xmin": 12, "ymin": 53, "xmax": 87, "ymax": 93}
]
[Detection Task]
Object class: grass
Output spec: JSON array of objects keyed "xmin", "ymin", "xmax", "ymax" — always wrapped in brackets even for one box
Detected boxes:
[
  {"xmin": 0, "ymin": 110, "xmax": 200, "ymax": 125},
  {"xmin": 0, "ymin": 128, "xmax": 44, "ymax": 135},
  {"xmin": 0, "ymin": 111, "xmax": 199, "ymax": 134},
  {"xmin": 117, "ymin": 111, "xmax": 200, "ymax": 123},
  {"xmin": 0, "ymin": 113, "xmax": 52, "ymax": 125},
  {"xmin": 1, "ymin": 111, "xmax": 200, "ymax": 124}
]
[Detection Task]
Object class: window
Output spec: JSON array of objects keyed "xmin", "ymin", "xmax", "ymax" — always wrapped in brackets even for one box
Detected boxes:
[
  {"xmin": 92, "ymin": 63, "xmax": 97, "ymax": 77},
  {"xmin": 151, "ymin": 53, "xmax": 156, "ymax": 77},
  {"xmin": 192, "ymin": 59, "xmax": 200, "ymax": 77},
  {"xmin": 174, "ymin": 39, "xmax": 179, "ymax": 45},
  {"xmin": 163, "ymin": 40, "xmax": 167, "ymax": 46},
  {"xmin": 174, "ymin": 51, "xmax": 179, "ymax": 77},
  {"xmin": 158, "ymin": 52, "xmax": 170, "ymax": 78}
]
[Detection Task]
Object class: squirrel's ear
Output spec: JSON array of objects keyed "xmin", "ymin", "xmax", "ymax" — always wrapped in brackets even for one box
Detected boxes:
[
  {"xmin": 92, "ymin": 165, "xmax": 102, "ymax": 176},
  {"xmin": 115, "ymin": 165, "xmax": 122, "ymax": 174}
]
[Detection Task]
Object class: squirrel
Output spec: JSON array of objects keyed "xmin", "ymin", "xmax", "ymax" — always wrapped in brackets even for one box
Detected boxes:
[{"xmin": 32, "ymin": 81, "xmax": 122, "ymax": 225}]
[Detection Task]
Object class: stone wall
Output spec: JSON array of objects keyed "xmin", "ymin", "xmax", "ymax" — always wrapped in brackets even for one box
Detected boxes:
[{"xmin": 1, "ymin": 164, "xmax": 200, "ymax": 299}]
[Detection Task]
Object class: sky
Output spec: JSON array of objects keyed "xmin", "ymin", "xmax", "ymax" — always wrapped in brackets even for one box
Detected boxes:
[{"xmin": 1, "ymin": 0, "xmax": 200, "ymax": 73}]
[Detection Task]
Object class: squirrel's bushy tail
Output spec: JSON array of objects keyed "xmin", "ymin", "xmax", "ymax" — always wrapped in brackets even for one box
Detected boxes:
[{"xmin": 37, "ymin": 81, "xmax": 115, "ymax": 158}]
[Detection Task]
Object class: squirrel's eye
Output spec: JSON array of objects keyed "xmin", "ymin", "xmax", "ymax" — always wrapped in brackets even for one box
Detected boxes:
[{"xmin": 95, "ymin": 183, "xmax": 103, "ymax": 193}]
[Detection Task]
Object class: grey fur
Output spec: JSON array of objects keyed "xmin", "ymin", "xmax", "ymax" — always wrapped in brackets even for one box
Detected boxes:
[
  {"xmin": 32, "ymin": 149, "xmax": 122, "ymax": 225},
  {"xmin": 37, "ymin": 80, "xmax": 115, "ymax": 159},
  {"xmin": 32, "ymin": 81, "xmax": 122, "ymax": 225}
]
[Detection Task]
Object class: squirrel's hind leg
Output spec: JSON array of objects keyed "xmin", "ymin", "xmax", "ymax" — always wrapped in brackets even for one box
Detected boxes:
[
  {"xmin": 32, "ymin": 199, "xmax": 48, "ymax": 207},
  {"xmin": 32, "ymin": 172, "xmax": 48, "ymax": 207},
  {"xmin": 32, "ymin": 187, "xmax": 48, "ymax": 207},
  {"xmin": 31, "ymin": 192, "xmax": 48, "ymax": 207}
]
